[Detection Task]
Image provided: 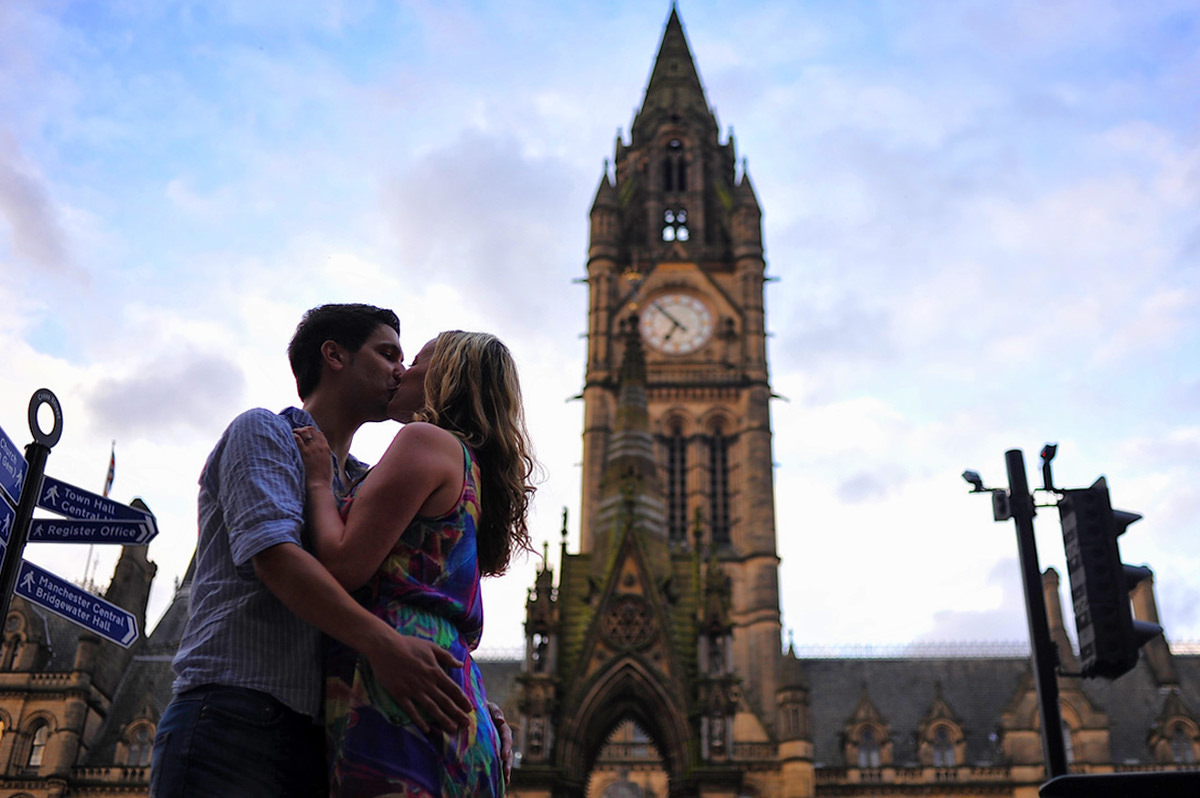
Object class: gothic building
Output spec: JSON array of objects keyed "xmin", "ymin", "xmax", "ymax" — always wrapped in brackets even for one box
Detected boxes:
[
  {"xmin": 501, "ymin": 8, "xmax": 1200, "ymax": 798},
  {"xmin": 0, "ymin": 8, "xmax": 1197, "ymax": 798},
  {"xmin": 507, "ymin": 6, "xmax": 788, "ymax": 796}
]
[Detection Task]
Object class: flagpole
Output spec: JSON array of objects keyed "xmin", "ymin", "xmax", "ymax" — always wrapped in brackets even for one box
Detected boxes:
[{"xmin": 83, "ymin": 441, "xmax": 116, "ymax": 593}]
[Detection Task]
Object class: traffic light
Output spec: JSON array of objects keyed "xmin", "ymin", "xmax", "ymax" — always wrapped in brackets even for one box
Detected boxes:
[{"xmin": 1057, "ymin": 477, "xmax": 1162, "ymax": 679}]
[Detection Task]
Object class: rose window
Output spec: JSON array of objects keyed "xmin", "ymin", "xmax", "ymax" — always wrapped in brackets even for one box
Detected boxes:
[{"xmin": 601, "ymin": 595, "xmax": 656, "ymax": 650}]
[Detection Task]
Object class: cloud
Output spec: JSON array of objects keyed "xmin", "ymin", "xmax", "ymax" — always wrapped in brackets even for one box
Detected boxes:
[
  {"xmin": 773, "ymin": 294, "xmax": 894, "ymax": 374},
  {"xmin": 916, "ymin": 558, "xmax": 1031, "ymax": 642},
  {"xmin": 381, "ymin": 128, "xmax": 586, "ymax": 333},
  {"xmin": 0, "ymin": 130, "xmax": 72, "ymax": 272},
  {"xmin": 85, "ymin": 349, "xmax": 247, "ymax": 438}
]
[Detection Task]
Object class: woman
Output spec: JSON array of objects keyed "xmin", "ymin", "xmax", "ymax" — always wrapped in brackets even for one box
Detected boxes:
[{"xmin": 294, "ymin": 330, "xmax": 536, "ymax": 798}]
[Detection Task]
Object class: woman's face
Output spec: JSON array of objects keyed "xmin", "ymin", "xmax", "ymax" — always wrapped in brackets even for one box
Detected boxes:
[{"xmin": 387, "ymin": 339, "xmax": 436, "ymax": 423}]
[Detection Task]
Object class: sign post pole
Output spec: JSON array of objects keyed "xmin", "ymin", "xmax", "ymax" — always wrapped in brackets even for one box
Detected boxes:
[{"xmin": 0, "ymin": 390, "xmax": 63, "ymax": 621}]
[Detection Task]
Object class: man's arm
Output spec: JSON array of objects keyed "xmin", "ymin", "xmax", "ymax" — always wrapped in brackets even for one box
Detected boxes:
[{"xmin": 253, "ymin": 541, "xmax": 472, "ymax": 733}]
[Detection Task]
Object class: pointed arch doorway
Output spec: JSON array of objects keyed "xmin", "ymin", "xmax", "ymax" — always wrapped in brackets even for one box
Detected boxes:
[{"xmin": 588, "ymin": 719, "xmax": 669, "ymax": 798}]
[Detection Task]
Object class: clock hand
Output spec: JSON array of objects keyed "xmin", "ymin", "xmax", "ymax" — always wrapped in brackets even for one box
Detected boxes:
[
  {"xmin": 652, "ymin": 303, "xmax": 691, "ymax": 331},
  {"xmin": 653, "ymin": 301, "xmax": 689, "ymax": 331}
]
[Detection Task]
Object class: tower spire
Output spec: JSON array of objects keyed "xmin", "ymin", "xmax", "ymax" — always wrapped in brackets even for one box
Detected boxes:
[{"xmin": 631, "ymin": 6, "xmax": 717, "ymax": 145}]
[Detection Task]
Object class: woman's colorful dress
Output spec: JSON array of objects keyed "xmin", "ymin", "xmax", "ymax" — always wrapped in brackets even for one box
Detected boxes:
[{"xmin": 325, "ymin": 442, "xmax": 502, "ymax": 797}]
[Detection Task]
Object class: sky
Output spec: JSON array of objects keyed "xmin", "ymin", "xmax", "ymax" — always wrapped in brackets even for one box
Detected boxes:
[{"xmin": 2, "ymin": 0, "xmax": 1198, "ymax": 659}]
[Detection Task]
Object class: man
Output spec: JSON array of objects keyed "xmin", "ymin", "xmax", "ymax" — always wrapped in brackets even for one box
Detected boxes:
[{"xmin": 151, "ymin": 304, "xmax": 478, "ymax": 797}]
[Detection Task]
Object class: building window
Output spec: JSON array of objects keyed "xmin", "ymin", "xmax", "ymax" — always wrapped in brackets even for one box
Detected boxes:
[
  {"xmin": 932, "ymin": 725, "xmax": 956, "ymax": 767},
  {"xmin": 27, "ymin": 722, "xmax": 49, "ymax": 768},
  {"xmin": 858, "ymin": 727, "xmax": 881, "ymax": 768},
  {"xmin": 531, "ymin": 632, "xmax": 550, "ymax": 672},
  {"xmin": 127, "ymin": 724, "xmax": 153, "ymax": 767},
  {"xmin": 662, "ymin": 139, "xmax": 686, "ymax": 192},
  {"xmin": 708, "ymin": 425, "xmax": 730, "ymax": 545},
  {"xmin": 1062, "ymin": 720, "xmax": 1074, "ymax": 764},
  {"xmin": 662, "ymin": 209, "xmax": 689, "ymax": 241},
  {"xmin": 2, "ymin": 613, "xmax": 25, "ymax": 670},
  {"xmin": 1171, "ymin": 723, "xmax": 1196, "ymax": 764},
  {"xmin": 1, "ymin": 635, "xmax": 18, "ymax": 670},
  {"xmin": 665, "ymin": 423, "xmax": 687, "ymax": 543},
  {"xmin": 783, "ymin": 704, "xmax": 803, "ymax": 737}
]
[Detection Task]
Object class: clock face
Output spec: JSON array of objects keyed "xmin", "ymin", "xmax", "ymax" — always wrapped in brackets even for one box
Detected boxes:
[{"xmin": 639, "ymin": 293, "xmax": 714, "ymax": 354}]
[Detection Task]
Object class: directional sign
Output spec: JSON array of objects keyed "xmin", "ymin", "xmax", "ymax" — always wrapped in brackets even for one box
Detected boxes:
[
  {"xmin": 36, "ymin": 476, "xmax": 157, "ymax": 536},
  {"xmin": 0, "ymin": 424, "xmax": 27, "ymax": 508},
  {"xmin": 28, "ymin": 518, "xmax": 156, "ymax": 546},
  {"xmin": 15, "ymin": 560, "xmax": 138, "ymax": 647},
  {"xmin": 0, "ymin": 500, "xmax": 13, "ymax": 546}
]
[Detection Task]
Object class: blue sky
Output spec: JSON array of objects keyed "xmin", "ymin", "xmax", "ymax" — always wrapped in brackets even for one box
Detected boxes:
[{"xmin": 2, "ymin": 0, "xmax": 1198, "ymax": 656}]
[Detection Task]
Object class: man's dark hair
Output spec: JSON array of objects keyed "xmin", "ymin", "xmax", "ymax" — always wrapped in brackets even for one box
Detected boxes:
[{"xmin": 288, "ymin": 304, "xmax": 400, "ymax": 399}]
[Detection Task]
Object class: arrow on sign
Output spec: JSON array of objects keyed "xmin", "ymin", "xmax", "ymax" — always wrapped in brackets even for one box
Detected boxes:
[
  {"xmin": 0, "ymin": 424, "xmax": 27, "ymax": 508},
  {"xmin": 0, "ymin": 500, "xmax": 13, "ymax": 546},
  {"xmin": 36, "ymin": 476, "xmax": 157, "ymax": 538},
  {"xmin": 28, "ymin": 518, "xmax": 156, "ymax": 546},
  {"xmin": 15, "ymin": 560, "xmax": 138, "ymax": 647}
]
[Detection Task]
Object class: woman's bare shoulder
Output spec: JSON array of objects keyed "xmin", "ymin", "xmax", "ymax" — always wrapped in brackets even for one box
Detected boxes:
[
  {"xmin": 392, "ymin": 421, "xmax": 458, "ymax": 446},
  {"xmin": 379, "ymin": 422, "xmax": 461, "ymax": 467}
]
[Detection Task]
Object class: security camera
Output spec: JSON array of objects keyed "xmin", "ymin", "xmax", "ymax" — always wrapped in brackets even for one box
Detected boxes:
[{"xmin": 962, "ymin": 470, "xmax": 985, "ymax": 492}]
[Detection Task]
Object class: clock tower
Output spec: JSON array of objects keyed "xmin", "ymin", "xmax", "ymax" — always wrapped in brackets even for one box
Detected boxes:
[
  {"xmin": 513, "ymin": 8, "xmax": 809, "ymax": 797},
  {"xmin": 580, "ymin": 4, "xmax": 781, "ymax": 719}
]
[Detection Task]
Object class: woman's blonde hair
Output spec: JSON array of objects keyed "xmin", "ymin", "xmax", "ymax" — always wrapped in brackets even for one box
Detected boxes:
[{"xmin": 414, "ymin": 331, "xmax": 537, "ymax": 575}]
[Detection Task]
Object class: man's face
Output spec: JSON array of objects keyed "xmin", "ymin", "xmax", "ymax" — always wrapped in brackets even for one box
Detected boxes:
[
  {"xmin": 388, "ymin": 338, "xmax": 436, "ymax": 423},
  {"xmin": 344, "ymin": 324, "xmax": 405, "ymax": 422}
]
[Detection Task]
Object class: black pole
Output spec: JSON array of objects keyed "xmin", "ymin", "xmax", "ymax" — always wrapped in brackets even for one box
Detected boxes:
[
  {"xmin": 1006, "ymin": 448, "xmax": 1068, "ymax": 778},
  {"xmin": 0, "ymin": 390, "xmax": 62, "ymax": 621}
]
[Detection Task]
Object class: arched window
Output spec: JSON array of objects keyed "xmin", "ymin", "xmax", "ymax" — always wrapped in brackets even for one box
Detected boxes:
[
  {"xmin": 783, "ymin": 704, "xmax": 803, "ymax": 737},
  {"xmin": 1171, "ymin": 723, "xmax": 1196, "ymax": 764},
  {"xmin": 127, "ymin": 724, "xmax": 153, "ymax": 766},
  {"xmin": 0, "ymin": 635, "xmax": 18, "ymax": 670},
  {"xmin": 708, "ymin": 423, "xmax": 730, "ymax": 546},
  {"xmin": 932, "ymin": 725, "xmax": 955, "ymax": 767},
  {"xmin": 662, "ymin": 209, "xmax": 689, "ymax": 242},
  {"xmin": 2, "ymin": 613, "xmax": 25, "ymax": 670},
  {"xmin": 664, "ymin": 422, "xmax": 687, "ymax": 543},
  {"xmin": 27, "ymin": 722, "xmax": 49, "ymax": 768},
  {"xmin": 857, "ymin": 727, "xmax": 881, "ymax": 768},
  {"xmin": 662, "ymin": 139, "xmax": 686, "ymax": 193},
  {"xmin": 531, "ymin": 632, "xmax": 549, "ymax": 672}
]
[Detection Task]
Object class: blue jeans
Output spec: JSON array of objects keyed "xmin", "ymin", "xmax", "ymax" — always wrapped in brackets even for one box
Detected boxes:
[{"xmin": 150, "ymin": 685, "xmax": 325, "ymax": 798}]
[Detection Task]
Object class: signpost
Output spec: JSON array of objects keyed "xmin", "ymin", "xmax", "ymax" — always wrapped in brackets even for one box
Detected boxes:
[
  {"xmin": 0, "ymin": 424, "xmax": 28, "ymax": 508},
  {"xmin": 38, "ymin": 475, "xmax": 158, "ymax": 528},
  {"xmin": 0, "ymin": 498, "xmax": 14, "ymax": 545},
  {"xmin": 28, "ymin": 518, "xmax": 156, "ymax": 546},
  {"xmin": 15, "ymin": 560, "xmax": 138, "ymax": 647},
  {"xmin": 0, "ymin": 389, "xmax": 156, "ymax": 648},
  {"xmin": 0, "ymin": 390, "xmax": 62, "ymax": 622}
]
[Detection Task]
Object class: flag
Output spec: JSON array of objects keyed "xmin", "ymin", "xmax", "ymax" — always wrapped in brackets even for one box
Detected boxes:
[{"xmin": 103, "ymin": 442, "xmax": 115, "ymax": 498}]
